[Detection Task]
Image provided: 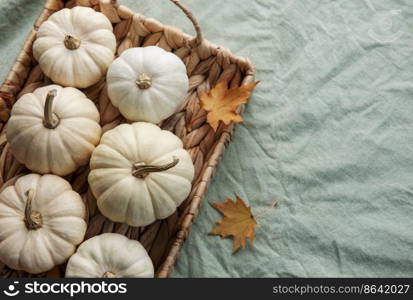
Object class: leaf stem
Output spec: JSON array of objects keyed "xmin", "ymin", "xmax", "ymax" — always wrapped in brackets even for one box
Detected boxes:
[{"xmin": 254, "ymin": 199, "xmax": 278, "ymax": 218}]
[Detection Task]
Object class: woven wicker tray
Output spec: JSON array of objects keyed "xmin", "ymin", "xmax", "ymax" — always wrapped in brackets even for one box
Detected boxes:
[{"xmin": 0, "ymin": 0, "xmax": 255, "ymax": 278}]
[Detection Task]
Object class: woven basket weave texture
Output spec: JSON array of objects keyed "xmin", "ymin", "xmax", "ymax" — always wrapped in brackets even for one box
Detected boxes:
[{"xmin": 0, "ymin": 0, "xmax": 255, "ymax": 278}]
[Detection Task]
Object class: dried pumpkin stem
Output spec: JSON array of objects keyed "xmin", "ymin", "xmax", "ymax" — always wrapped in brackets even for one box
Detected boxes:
[
  {"xmin": 135, "ymin": 73, "xmax": 152, "ymax": 89},
  {"xmin": 102, "ymin": 271, "xmax": 118, "ymax": 278},
  {"xmin": 132, "ymin": 157, "xmax": 180, "ymax": 179},
  {"xmin": 64, "ymin": 34, "xmax": 81, "ymax": 50},
  {"xmin": 43, "ymin": 89, "xmax": 60, "ymax": 129},
  {"xmin": 24, "ymin": 189, "xmax": 42, "ymax": 230}
]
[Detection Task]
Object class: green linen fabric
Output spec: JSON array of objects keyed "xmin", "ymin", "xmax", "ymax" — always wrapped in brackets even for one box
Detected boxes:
[{"xmin": 1, "ymin": 0, "xmax": 412, "ymax": 277}]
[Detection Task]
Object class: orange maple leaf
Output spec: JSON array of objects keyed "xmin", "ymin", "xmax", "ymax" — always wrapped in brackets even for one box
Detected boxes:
[
  {"xmin": 210, "ymin": 195, "xmax": 258, "ymax": 253},
  {"xmin": 200, "ymin": 81, "xmax": 259, "ymax": 131}
]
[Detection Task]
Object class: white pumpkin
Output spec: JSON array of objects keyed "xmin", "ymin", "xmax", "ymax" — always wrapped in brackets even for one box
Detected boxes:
[
  {"xmin": 107, "ymin": 46, "xmax": 189, "ymax": 123},
  {"xmin": 65, "ymin": 233, "xmax": 154, "ymax": 278},
  {"xmin": 0, "ymin": 174, "xmax": 87, "ymax": 274},
  {"xmin": 33, "ymin": 6, "xmax": 116, "ymax": 88},
  {"xmin": 88, "ymin": 122, "xmax": 194, "ymax": 226},
  {"xmin": 6, "ymin": 84, "xmax": 101, "ymax": 176}
]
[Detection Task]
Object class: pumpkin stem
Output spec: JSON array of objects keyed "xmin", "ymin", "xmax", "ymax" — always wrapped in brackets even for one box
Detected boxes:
[
  {"xmin": 43, "ymin": 89, "xmax": 60, "ymax": 129},
  {"xmin": 64, "ymin": 34, "xmax": 81, "ymax": 50},
  {"xmin": 132, "ymin": 157, "xmax": 180, "ymax": 179},
  {"xmin": 135, "ymin": 73, "xmax": 152, "ymax": 89},
  {"xmin": 102, "ymin": 271, "xmax": 118, "ymax": 278},
  {"xmin": 24, "ymin": 189, "xmax": 42, "ymax": 230}
]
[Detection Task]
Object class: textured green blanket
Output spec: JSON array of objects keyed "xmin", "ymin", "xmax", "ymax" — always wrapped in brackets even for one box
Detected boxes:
[{"xmin": 1, "ymin": 0, "xmax": 412, "ymax": 277}]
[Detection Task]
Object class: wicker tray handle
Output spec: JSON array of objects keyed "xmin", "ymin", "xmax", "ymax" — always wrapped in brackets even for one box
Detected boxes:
[{"xmin": 167, "ymin": 0, "xmax": 203, "ymax": 45}]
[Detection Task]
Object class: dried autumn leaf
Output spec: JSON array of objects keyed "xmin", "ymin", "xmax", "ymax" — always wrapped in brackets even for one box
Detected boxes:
[
  {"xmin": 200, "ymin": 81, "xmax": 259, "ymax": 131},
  {"xmin": 210, "ymin": 195, "xmax": 258, "ymax": 253}
]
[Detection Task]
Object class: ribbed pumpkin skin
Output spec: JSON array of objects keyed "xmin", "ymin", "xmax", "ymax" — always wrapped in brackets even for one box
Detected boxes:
[
  {"xmin": 88, "ymin": 122, "xmax": 194, "ymax": 227},
  {"xmin": 6, "ymin": 84, "xmax": 102, "ymax": 176},
  {"xmin": 107, "ymin": 46, "xmax": 189, "ymax": 123},
  {"xmin": 65, "ymin": 233, "xmax": 154, "ymax": 278},
  {"xmin": 33, "ymin": 6, "xmax": 116, "ymax": 88},
  {"xmin": 6, "ymin": 85, "xmax": 102, "ymax": 176},
  {"xmin": 0, "ymin": 174, "xmax": 87, "ymax": 274}
]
